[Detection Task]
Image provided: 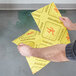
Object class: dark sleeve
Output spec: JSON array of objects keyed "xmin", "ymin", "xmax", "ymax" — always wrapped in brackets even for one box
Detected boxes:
[{"xmin": 66, "ymin": 40, "xmax": 76, "ymax": 60}]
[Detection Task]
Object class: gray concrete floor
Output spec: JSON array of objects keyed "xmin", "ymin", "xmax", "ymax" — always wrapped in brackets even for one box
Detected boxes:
[{"xmin": 0, "ymin": 10, "xmax": 76, "ymax": 76}]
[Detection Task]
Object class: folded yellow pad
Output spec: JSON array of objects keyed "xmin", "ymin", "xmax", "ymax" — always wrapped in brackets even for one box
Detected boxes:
[{"xmin": 12, "ymin": 2, "xmax": 70, "ymax": 74}]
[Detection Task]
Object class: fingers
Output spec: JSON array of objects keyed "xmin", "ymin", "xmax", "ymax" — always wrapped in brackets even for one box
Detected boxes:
[
  {"xmin": 17, "ymin": 44, "xmax": 26, "ymax": 56},
  {"xmin": 59, "ymin": 17, "xmax": 65, "ymax": 23},
  {"xmin": 19, "ymin": 43, "xmax": 24, "ymax": 46},
  {"xmin": 60, "ymin": 17, "xmax": 69, "ymax": 19},
  {"xmin": 18, "ymin": 43, "xmax": 26, "ymax": 47},
  {"xmin": 18, "ymin": 43, "xmax": 28, "ymax": 48},
  {"xmin": 19, "ymin": 51, "xmax": 25, "ymax": 56},
  {"xmin": 60, "ymin": 17, "xmax": 69, "ymax": 21},
  {"xmin": 17, "ymin": 43, "xmax": 32, "ymax": 57},
  {"xmin": 17, "ymin": 43, "xmax": 24, "ymax": 50},
  {"xmin": 17, "ymin": 43, "xmax": 24, "ymax": 52},
  {"xmin": 59, "ymin": 17, "xmax": 69, "ymax": 24}
]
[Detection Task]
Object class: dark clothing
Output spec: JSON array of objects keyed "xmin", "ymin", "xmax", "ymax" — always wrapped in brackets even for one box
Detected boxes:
[{"xmin": 66, "ymin": 40, "xmax": 76, "ymax": 60}]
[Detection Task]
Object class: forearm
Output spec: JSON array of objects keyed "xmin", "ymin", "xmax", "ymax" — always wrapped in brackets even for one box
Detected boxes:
[
  {"xmin": 32, "ymin": 44, "xmax": 69, "ymax": 62},
  {"xmin": 71, "ymin": 23, "xmax": 76, "ymax": 30}
]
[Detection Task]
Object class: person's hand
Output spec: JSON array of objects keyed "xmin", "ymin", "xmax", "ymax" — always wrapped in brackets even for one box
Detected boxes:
[
  {"xmin": 60, "ymin": 17, "xmax": 76, "ymax": 30},
  {"xmin": 17, "ymin": 43, "xmax": 34, "ymax": 57},
  {"xmin": 17, "ymin": 43, "xmax": 69, "ymax": 62}
]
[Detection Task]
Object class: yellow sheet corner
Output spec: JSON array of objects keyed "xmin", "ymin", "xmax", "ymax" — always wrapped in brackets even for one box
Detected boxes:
[{"xmin": 12, "ymin": 2, "xmax": 70, "ymax": 74}]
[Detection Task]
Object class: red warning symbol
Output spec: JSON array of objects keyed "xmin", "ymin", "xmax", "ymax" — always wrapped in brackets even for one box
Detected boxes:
[
  {"xmin": 47, "ymin": 27, "xmax": 55, "ymax": 35},
  {"xmin": 66, "ymin": 33, "xmax": 70, "ymax": 40},
  {"xmin": 27, "ymin": 31, "xmax": 34, "ymax": 35},
  {"xmin": 54, "ymin": 7, "xmax": 59, "ymax": 13}
]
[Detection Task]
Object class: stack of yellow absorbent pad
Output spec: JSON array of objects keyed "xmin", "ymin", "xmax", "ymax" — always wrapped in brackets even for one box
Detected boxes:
[{"xmin": 12, "ymin": 2, "xmax": 71, "ymax": 74}]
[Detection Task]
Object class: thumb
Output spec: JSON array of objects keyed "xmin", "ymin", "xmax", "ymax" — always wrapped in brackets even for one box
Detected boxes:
[
  {"xmin": 59, "ymin": 17, "xmax": 65, "ymax": 23},
  {"xmin": 19, "ymin": 43, "xmax": 24, "ymax": 46}
]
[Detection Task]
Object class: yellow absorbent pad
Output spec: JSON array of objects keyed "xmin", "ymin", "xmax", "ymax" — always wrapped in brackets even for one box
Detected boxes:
[{"xmin": 12, "ymin": 2, "xmax": 71, "ymax": 74}]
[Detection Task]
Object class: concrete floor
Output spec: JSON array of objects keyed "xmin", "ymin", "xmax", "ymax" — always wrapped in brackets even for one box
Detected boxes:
[{"xmin": 0, "ymin": 10, "xmax": 76, "ymax": 76}]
